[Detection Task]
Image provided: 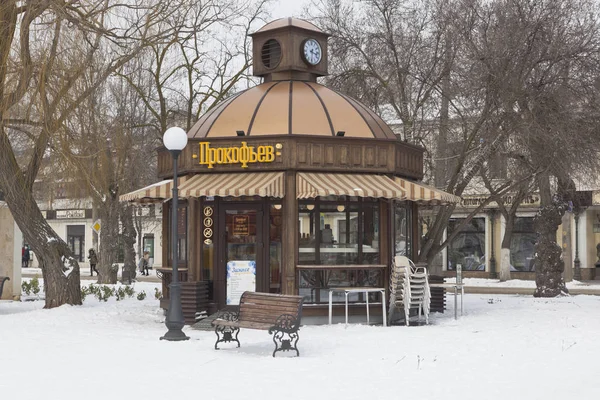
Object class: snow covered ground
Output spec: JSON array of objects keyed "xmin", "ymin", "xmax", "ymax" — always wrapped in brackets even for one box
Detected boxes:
[{"xmin": 1, "ymin": 281, "xmax": 600, "ymax": 400}]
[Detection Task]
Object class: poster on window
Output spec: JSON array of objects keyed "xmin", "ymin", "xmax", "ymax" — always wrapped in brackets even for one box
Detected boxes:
[
  {"xmin": 232, "ymin": 215, "xmax": 250, "ymax": 236},
  {"xmin": 226, "ymin": 260, "xmax": 256, "ymax": 305}
]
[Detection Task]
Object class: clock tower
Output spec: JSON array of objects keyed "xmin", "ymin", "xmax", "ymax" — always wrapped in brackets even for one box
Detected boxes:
[{"xmin": 249, "ymin": 17, "xmax": 329, "ymax": 82}]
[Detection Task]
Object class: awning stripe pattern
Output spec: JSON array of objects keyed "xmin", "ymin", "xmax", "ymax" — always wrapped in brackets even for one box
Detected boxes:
[
  {"xmin": 297, "ymin": 173, "xmax": 407, "ymax": 200},
  {"xmin": 178, "ymin": 172, "xmax": 285, "ymax": 198},
  {"xmin": 119, "ymin": 176, "xmax": 190, "ymax": 203},
  {"xmin": 394, "ymin": 178, "xmax": 461, "ymax": 204}
]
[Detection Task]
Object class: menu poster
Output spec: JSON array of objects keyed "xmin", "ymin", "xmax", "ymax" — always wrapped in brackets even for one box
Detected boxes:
[
  {"xmin": 232, "ymin": 215, "xmax": 249, "ymax": 236},
  {"xmin": 226, "ymin": 260, "xmax": 256, "ymax": 305}
]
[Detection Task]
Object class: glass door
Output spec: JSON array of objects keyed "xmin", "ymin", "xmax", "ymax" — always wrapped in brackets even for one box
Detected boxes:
[{"xmin": 221, "ymin": 206, "xmax": 264, "ymax": 305}]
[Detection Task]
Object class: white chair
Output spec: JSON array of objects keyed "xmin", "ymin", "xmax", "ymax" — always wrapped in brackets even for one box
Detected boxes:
[{"xmin": 389, "ymin": 256, "xmax": 431, "ymax": 326}]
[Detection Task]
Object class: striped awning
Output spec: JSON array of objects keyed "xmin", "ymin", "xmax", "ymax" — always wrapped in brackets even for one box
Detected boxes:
[
  {"xmin": 119, "ymin": 176, "xmax": 190, "ymax": 203},
  {"xmin": 179, "ymin": 172, "xmax": 285, "ymax": 198},
  {"xmin": 297, "ymin": 173, "xmax": 407, "ymax": 199},
  {"xmin": 394, "ymin": 178, "xmax": 461, "ymax": 204}
]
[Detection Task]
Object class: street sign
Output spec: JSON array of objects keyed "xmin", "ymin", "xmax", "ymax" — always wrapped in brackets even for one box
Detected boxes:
[{"xmin": 92, "ymin": 219, "xmax": 101, "ymax": 234}]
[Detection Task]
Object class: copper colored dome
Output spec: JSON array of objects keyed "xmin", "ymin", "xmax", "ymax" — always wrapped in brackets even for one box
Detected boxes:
[
  {"xmin": 188, "ymin": 81, "xmax": 396, "ymax": 140},
  {"xmin": 252, "ymin": 17, "xmax": 324, "ymax": 35}
]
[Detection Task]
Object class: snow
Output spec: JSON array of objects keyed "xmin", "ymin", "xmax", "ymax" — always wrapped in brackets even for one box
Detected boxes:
[
  {"xmin": 2, "ymin": 280, "xmax": 600, "ymax": 400},
  {"xmin": 463, "ymin": 277, "xmax": 597, "ymax": 289}
]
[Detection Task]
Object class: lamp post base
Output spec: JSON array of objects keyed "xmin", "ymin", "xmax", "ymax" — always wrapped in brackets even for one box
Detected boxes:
[{"xmin": 160, "ymin": 330, "xmax": 190, "ymax": 341}]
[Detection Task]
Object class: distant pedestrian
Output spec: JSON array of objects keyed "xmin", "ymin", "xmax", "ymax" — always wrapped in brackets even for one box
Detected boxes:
[
  {"xmin": 22, "ymin": 245, "xmax": 30, "ymax": 268},
  {"xmin": 87, "ymin": 249, "xmax": 99, "ymax": 276},
  {"xmin": 138, "ymin": 251, "xmax": 150, "ymax": 276}
]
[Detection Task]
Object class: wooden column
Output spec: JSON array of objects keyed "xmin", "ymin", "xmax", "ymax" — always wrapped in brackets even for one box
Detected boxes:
[{"xmin": 282, "ymin": 171, "xmax": 298, "ymax": 295}]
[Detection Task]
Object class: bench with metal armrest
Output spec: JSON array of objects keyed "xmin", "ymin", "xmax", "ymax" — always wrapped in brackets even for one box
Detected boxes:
[{"xmin": 212, "ymin": 291, "xmax": 304, "ymax": 357}]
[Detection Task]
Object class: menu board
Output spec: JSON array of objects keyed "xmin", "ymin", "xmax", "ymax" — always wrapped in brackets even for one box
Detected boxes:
[{"xmin": 226, "ymin": 260, "xmax": 256, "ymax": 305}]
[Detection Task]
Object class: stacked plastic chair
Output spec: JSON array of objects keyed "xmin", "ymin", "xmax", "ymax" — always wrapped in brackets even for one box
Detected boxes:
[{"xmin": 389, "ymin": 256, "xmax": 431, "ymax": 326}]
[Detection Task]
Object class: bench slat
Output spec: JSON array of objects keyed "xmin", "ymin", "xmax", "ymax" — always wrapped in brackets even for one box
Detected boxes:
[{"xmin": 240, "ymin": 303, "xmax": 301, "ymax": 313}]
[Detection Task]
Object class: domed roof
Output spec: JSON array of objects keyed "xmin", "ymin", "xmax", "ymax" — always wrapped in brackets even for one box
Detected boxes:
[
  {"xmin": 252, "ymin": 17, "xmax": 324, "ymax": 35},
  {"xmin": 188, "ymin": 81, "xmax": 396, "ymax": 140}
]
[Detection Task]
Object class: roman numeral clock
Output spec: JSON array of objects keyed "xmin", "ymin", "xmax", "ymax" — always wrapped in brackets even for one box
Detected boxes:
[{"xmin": 250, "ymin": 17, "xmax": 330, "ymax": 82}]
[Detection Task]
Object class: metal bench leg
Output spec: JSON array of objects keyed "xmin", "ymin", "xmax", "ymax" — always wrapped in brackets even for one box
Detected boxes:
[
  {"xmin": 214, "ymin": 325, "xmax": 240, "ymax": 350},
  {"xmin": 269, "ymin": 315, "xmax": 300, "ymax": 357}
]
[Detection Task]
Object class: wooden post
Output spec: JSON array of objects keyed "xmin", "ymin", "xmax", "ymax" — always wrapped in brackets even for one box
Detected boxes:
[{"xmin": 282, "ymin": 171, "xmax": 298, "ymax": 295}]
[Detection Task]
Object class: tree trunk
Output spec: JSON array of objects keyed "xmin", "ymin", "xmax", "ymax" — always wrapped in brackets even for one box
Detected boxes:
[
  {"xmin": 98, "ymin": 194, "xmax": 120, "ymax": 284},
  {"xmin": 0, "ymin": 131, "xmax": 81, "ymax": 308},
  {"xmin": 120, "ymin": 203, "xmax": 137, "ymax": 281},
  {"xmin": 533, "ymin": 172, "xmax": 568, "ymax": 297}
]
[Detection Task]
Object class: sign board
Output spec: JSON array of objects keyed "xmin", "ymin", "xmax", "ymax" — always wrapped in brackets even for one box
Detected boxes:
[
  {"xmin": 232, "ymin": 215, "xmax": 249, "ymax": 236},
  {"xmin": 92, "ymin": 219, "xmax": 101, "ymax": 234},
  {"xmin": 56, "ymin": 209, "xmax": 85, "ymax": 219},
  {"xmin": 194, "ymin": 141, "xmax": 282, "ymax": 169},
  {"xmin": 456, "ymin": 263, "xmax": 463, "ymax": 285},
  {"xmin": 460, "ymin": 194, "xmax": 540, "ymax": 208},
  {"xmin": 226, "ymin": 261, "xmax": 256, "ymax": 305}
]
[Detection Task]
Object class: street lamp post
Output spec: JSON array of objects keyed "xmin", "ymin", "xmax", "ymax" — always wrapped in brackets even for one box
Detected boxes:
[{"xmin": 161, "ymin": 127, "xmax": 190, "ymax": 341}]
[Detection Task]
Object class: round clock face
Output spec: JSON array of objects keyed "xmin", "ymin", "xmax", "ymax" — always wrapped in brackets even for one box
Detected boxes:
[{"xmin": 302, "ymin": 38, "xmax": 322, "ymax": 65}]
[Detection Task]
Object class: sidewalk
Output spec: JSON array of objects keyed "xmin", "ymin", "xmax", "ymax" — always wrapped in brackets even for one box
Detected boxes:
[
  {"xmin": 21, "ymin": 268, "xmax": 161, "ymax": 283},
  {"xmin": 461, "ymin": 278, "xmax": 600, "ymax": 296}
]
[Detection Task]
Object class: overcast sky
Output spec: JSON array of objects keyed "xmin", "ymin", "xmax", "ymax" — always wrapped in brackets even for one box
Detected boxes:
[{"xmin": 268, "ymin": 0, "xmax": 312, "ymax": 19}]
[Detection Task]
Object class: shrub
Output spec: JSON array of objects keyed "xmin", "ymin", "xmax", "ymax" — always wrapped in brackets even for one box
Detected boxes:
[
  {"xmin": 124, "ymin": 286, "xmax": 135, "ymax": 298},
  {"xmin": 115, "ymin": 287, "xmax": 126, "ymax": 301},
  {"xmin": 136, "ymin": 291, "xmax": 146, "ymax": 300},
  {"xmin": 30, "ymin": 277, "xmax": 40, "ymax": 295},
  {"xmin": 21, "ymin": 280, "xmax": 31, "ymax": 295},
  {"xmin": 154, "ymin": 288, "xmax": 162, "ymax": 300}
]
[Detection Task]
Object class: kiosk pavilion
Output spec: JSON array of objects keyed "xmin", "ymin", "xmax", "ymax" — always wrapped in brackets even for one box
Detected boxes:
[{"xmin": 121, "ymin": 18, "xmax": 460, "ymax": 323}]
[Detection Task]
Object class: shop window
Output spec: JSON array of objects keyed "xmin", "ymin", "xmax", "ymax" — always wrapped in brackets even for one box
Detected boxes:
[
  {"xmin": 67, "ymin": 225, "xmax": 85, "ymax": 262},
  {"xmin": 394, "ymin": 202, "xmax": 412, "ymax": 257},
  {"xmin": 447, "ymin": 217, "xmax": 486, "ymax": 271},
  {"xmin": 298, "ymin": 198, "xmax": 381, "ymax": 304},
  {"xmin": 510, "ymin": 217, "xmax": 536, "ymax": 272}
]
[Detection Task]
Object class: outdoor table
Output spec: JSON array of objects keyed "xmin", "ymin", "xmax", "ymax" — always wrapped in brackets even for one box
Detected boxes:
[
  {"xmin": 429, "ymin": 282, "xmax": 464, "ymax": 320},
  {"xmin": 328, "ymin": 287, "xmax": 386, "ymax": 326}
]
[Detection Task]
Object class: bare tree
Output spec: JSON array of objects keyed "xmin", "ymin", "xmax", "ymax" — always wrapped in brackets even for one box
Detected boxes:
[
  {"xmin": 0, "ymin": 1, "xmax": 173, "ymax": 307},
  {"xmin": 313, "ymin": 0, "xmax": 600, "ymax": 297},
  {"xmin": 117, "ymin": 0, "xmax": 269, "ymax": 137}
]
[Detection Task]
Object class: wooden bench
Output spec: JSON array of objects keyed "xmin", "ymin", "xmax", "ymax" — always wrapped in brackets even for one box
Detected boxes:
[
  {"xmin": 212, "ymin": 291, "xmax": 304, "ymax": 357},
  {"xmin": 0, "ymin": 276, "xmax": 10, "ymax": 299}
]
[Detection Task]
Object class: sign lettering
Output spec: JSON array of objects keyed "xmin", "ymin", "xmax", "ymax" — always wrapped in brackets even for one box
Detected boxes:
[
  {"xmin": 198, "ymin": 142, "xmax": 279, "ymax": 169},
  {"xmin": 461, "ymin": 194, "xmax": 540, "ymax": 208},
  {"xmin": 56, "ymin": 210, "xmax": 85, "ymax": 219}
]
